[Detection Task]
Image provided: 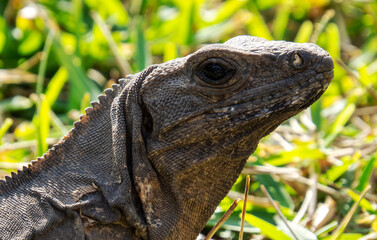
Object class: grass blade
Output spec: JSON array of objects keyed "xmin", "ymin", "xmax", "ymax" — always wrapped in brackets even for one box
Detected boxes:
[
  {"xmin": 163, "ymin": 42, "xmax": 178, "ymax": 62},
  {"xmin": 330, "ymin": 186, "xmax": 371, "ymax": 240},
  {"xmin": 295, "ymin": 20, "xmax": 314, "ymax": 43},
  {"xmin": 272, "ymin": 3, "xmax": 291, "ymax": 40},
  {"xmin": 0, "ymin": 16, "xmax": 6, "ymax": 54},
  {"xmin": 239, "ymin": 175, "xmax": 250, "ymax": 240},
  {"xmin": 244, "ymin": 213, "xmax": 292, "ymax": 240},
  {"xmin": 246, "ymin": 2, "xmax": 273, "ymax": 40},
  {"xmin": 45, "ymin": 67, "xmax": 68, "ymax": 108},
  {"xmin": 310, "ymin": 100, "xmax": 322, "ymax": 132},
  {"xmin": 310, "ymin": 9, "xmax": 335, "ymax": 43},
  {"xmin": 205, "ymin": 198, "xmax": 241, "ymax": 240},
  {"xmin": 0, "ymin": 118, "xmax": 13, "ymax": 144},
  {"xmin": 256, "ymin": 174, "xmax": 294, "ymax": 209},
  {"xmin": 135, "ymin": 16, "xmax": 149, "ymax": 72},
  {"xmin": 261, "ymin": 185, "xmax": 300, "ymax": 240},
  {"xmin": 51, "ymin": 36, "xmax": 100, "ymax": 108},
  {"xmin": 176, "ymin": 1, "xmax": 196, "ymax": 45},
  {"xmin": 91, "ymin": 11, "xmax": 132, "ymax": 76},
  {"xmin": 323, "ymin": 102, "xmax": 356, "ymax": 147},
  {"xmin": 35, "ymin": 3, "xmax": 101, "ymax": 108},
  {"xmin": 35, "ymin": 95, "xmax": 50, "ymax": 156},
  {"xmin": 35, "ymin": 32, "xmax": 54, "ymax": 156},
  {"xmin": 356, "ymin": 155, "xmax": 376, "ymax": 192},
  {"xmin": 36, "ymin": 32, "xmax": 53, "ymax": 96},
  {"xmin": 209, "ymin": 0, "xmax": 247, "ymax": 25}
]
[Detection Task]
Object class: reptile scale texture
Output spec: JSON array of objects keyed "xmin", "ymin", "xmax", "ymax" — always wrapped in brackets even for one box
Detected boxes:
[{"xmin": 0, "ymin": 36, "xmax": 334, "ymax": 240}]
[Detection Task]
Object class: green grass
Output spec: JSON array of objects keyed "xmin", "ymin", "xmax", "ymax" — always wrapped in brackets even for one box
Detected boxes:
[{"xmin": 1, "ymin": 0, "xmax": 377, "ymax": 239}]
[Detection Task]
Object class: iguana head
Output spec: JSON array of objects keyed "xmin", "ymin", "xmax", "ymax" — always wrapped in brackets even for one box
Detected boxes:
[
  {"xmin": 141, "ymin": 35, "xmax": 333, "ymax": 160},
  {"xmin": 133, "ymin": 36, "xmax": 333, "ymax": 238}
]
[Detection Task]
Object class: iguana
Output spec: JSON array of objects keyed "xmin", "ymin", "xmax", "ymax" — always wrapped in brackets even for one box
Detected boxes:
[{"xmin": 0, "ymin": 36, "xmax": 333, "ymax": 240}]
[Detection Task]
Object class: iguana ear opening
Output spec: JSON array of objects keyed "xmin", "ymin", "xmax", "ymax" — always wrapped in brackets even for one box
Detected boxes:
[{"xmin": 141, "ymin": 103, "xmax": 154, "ymax": 140}]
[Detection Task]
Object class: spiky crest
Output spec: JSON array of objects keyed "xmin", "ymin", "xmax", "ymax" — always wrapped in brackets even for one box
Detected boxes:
[{"xmin": 0, "ymin": 76, "xmax": 132, "ymax": 195}]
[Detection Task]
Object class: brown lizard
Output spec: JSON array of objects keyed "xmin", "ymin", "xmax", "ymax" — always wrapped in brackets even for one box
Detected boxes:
[{"xmin": 0, "ymin": 36, "xmax": 333, "ymax": 239}]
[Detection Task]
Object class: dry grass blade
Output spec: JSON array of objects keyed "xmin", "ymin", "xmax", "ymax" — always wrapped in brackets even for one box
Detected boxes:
[
  {"xmin": 260, "ymin": 185, "xmax": 300, "ymax": 240},
  {"xmin": 292, "ymin": 175, "xmax": 317, "ymax": 225},
  {"xmin": 330, "ymin": 185, "xmax": 371, "ymax": 240},
  {"xmin": 243, "ymin": 165, "xmax": 300, "ymax": 176},
  {"xmin": 0, "ymin": 138, "xmax": 59, "ymax": 151},
  {"xmin": 310, "ymin": 9, "xmax": 335, "ymax": 43},
  {"xmin": 311, "ymin": 196, "xmax": 337, "ymax": 231},
  {"xmin": 244, "ymin": 166, "xmax": 377, "ymax": 202},
  {"xmin": 0, "ymin": 69, "xmax": 38, "ymax": 84},
  {"xmin": 0, "ymin": 162, "xmax": 28, "ymax": 170},
  {"xmin": 17, "ymin": 52, "xmax": 42, "ymax": 71},
  {"xmin": 336, "ymin": 59, "xmax": 377, "ymax": 102},
  {"xmin": 239, "ymin": 175, "xmax": 250, "ymax": 240},
  {"xmin": 204, "ymin": 198, "xmax": 241, "ymax": 240},
  {"xmin": 227, "ymin": 191, "xmax": 275, "ymax": 208},
  {"xmin": 354, "ymin": 106, "xmax": 377, "ymax": 116}
]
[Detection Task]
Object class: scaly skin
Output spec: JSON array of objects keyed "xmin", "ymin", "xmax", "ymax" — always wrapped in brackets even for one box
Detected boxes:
[{"xmin": 0, "ymin": 36, "xmax": 333, "ymax": 240}]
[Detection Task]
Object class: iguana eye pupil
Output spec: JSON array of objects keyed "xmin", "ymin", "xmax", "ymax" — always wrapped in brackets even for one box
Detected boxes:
[
  {"xmin": 203, "ymin": 63, "xmax": 226, "ymax": 80},
  {"xmin": 196, "ymin": 58, "xmax": 235, "ymax": 85}
]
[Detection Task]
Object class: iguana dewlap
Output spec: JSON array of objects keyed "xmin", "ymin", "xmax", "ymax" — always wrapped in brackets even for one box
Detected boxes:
[{"xmin": 0, "ymin": 36, "xmax": 333, "ymax": 240}]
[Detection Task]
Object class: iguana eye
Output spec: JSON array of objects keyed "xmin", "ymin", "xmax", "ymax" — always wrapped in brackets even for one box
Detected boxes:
[{"xmin": 196, "ymin": 58, "xmax": 235, "ymax": 85}]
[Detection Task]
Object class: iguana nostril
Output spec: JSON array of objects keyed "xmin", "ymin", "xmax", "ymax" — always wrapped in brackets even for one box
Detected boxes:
[{"xmin": 292, "ymin": 53, "xmax": 304, "ymax": 69}]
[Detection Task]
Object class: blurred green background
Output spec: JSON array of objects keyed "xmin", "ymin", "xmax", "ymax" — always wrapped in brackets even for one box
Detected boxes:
[{"xmin": 1, "ymin": 0, "xmax": 377, "ymax": 239}]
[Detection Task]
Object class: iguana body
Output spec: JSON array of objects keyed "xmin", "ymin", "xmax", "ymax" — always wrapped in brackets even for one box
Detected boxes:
[{"xmin": 0, "ymin": 36, "xmax": 333, "ymax": 240}]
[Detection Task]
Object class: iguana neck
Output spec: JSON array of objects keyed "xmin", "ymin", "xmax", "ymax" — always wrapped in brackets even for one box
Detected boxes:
[{"xmin": 141, "ymin": 112, "xmax": 283, "ymax": 239}]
